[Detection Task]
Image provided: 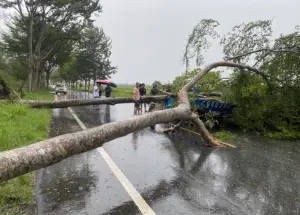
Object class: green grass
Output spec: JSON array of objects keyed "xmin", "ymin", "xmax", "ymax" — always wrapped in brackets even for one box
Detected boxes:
[
  {"xmin": 79, "ymin": 86, "xmax": 152, "ymax": 97},
  {"xmin": 214, "ymin": 130, "xmax": 237, "ymax": 141},
  {"xmin": 111, "ymin": 87, "xmax": 133, "ymax": 97},
  {"xmin": 23, "ymin": 88, "xmax": 54, "ymax": 101},
  {"xmin": 0, "ymin": 90, "xmax": 52, "ymax": 214}
]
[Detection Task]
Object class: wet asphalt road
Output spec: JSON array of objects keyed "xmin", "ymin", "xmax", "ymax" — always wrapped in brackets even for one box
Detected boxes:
[{"xmin": 35, "ymin": 91, "xmax": 300, "ymax": 215}]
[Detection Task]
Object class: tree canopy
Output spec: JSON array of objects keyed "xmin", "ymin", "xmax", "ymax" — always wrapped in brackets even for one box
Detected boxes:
[
  {"xmin": 180, "ymin": 19, "xmax": 300, "ymax": 138},
  {"xmin": 0, "ymin": 0, "xmax": 116, "ymax": 92}
]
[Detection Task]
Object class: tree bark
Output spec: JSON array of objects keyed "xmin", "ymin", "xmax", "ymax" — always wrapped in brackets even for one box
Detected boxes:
[
  {"xmin": 225, "ymin": 48, "xmax": 300, "ymax": 61},
  {"xmin": 0, "ymin": 61, "xmax": 263, "ymax": 182},
  {"xmin": 46, "ymin": 71, "xmax": 50, "ymax": 89},
  {"xmin": 88, "ymin": 79, "xmax": 91, "ymax": 93},
  {"xmin": 20, "ymin": 96, "xmax": 168, "ymax": 108},
  {"xmin": 27, "ymin": 3, "xmax": 34, "ymax": 92},
  {"xmin": 37, "ymin": 70, "xmax": 42, "ymax": 89}
]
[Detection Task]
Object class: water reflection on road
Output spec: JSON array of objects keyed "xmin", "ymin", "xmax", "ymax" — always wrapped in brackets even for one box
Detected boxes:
[{"xmin": 35, "ymin": 91, "xmax": 300, "ymax": 215}]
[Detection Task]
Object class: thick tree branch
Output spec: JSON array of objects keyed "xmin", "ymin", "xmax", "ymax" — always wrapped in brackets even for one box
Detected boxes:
[
  {"xmin": 0, "ymin": 107, "xmax": 192, "ymax": 182},
  {"xmin": 182, "ymin": 61, "xmax": 273, "ymax": 91},
  {"xmin": 20, "ymin": 95, "xmax": 168, "ymax": 108},
  {"xmin": 225, "ymin": 48, "xmax": 300, "ymax": 61},
  {"xmin": 191, "ymin": 114, "xmax": 224, "ymax": 147},
  {"xmin": 161, "ymin": 121, "xmax": 182, "ymax": 133}
]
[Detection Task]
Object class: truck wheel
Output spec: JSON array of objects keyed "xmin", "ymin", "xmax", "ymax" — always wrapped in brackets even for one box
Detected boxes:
[{"xmin": 150, "ymin": 125, "xmax": 155, "ymax": 130}]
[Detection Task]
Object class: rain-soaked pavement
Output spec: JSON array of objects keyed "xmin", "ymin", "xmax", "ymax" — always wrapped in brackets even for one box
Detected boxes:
[{"xmin": 35, "ymin": 90, "xmax": 300, "ymax": 215}]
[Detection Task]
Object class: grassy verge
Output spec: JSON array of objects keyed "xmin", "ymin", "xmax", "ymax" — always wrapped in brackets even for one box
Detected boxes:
[
  {"xmin": 213, "ymin": 130, "xmax": 237, "ymax": 141},
  {"xmin": 0, "ymin": 89, "xmax": 53, "ymax": 215}
]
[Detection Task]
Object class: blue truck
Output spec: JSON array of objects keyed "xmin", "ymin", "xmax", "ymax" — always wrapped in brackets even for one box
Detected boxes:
[{"xmin": 164, "ymin": 96, "xmax": 234, "ymax": 118}]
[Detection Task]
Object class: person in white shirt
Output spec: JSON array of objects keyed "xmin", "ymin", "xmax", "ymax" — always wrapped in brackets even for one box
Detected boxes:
[
  {"xmin": 93, "ymin": 84, "xmax": 100, "ymax": 98},
  {"xmin": 93, "ymin": 83, "xmax": 101, "ymax": 109}
]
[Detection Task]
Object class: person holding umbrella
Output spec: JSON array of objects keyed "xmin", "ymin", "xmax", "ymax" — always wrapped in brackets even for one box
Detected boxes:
[
  {"xmin": 95, "ymin": 80, "xmax": 117, "ymax": 98},
  {"xmin": 93, "ymin": 83, "xmax": 101, "ymax": 110},
  {"xmin": 105, "ymin": 85, "xmax": 112, "ymax": 97}
]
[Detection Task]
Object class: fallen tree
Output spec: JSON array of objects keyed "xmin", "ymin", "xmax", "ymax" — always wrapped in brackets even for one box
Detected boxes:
[
  {"xmin": 21, "ymin": 95, "xmax": 168, "ymax": 108},
  {"xmin": 0, "ymin": 61, "xmax": 266, "ymax": 182}
]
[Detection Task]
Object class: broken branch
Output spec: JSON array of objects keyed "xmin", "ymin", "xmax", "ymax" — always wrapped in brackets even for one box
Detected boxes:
[
  {"xmin": 161, "ymin": 121, "xmax": 182, "ymax": 133},
  {"xmin": 225, "ymin": 48, "xmax": 300, "ymax": 61}
]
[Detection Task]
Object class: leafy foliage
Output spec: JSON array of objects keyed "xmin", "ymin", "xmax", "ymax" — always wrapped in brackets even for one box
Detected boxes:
[
  {"xmin": 183, "ymin": 19, "xmax": 300, "ymax": 139},
  {"xmin": 184, "ymin": 19, "xmax": 220, "ymax": 70},
  {"xmin": 52, "ymin": 24, "xmax": 117, "ymax": 84},
  {"xmin": 172, "ymin": 69, "xmax": 223, "ymax": 93},
  {"xmin": 0, "ymin": 0, "xmax": 104, "ymax": 91}
]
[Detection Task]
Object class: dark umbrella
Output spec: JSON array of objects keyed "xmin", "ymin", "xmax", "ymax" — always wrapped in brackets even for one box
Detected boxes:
[{"xmin": 95, "ymin": 80, "xmax": 117, "ymax": 88}]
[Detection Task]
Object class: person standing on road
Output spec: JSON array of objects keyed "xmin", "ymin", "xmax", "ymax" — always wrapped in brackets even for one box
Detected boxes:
[
  {"xmin": 93, "ymin": 83, "xmax": 100, "ymax": 110},
  {"xmin": 133, "ymin": 82, "xmax": 141, "ymax": 116},
  {"xmin": 98, "ymin": 84, "xmax": 103, "ymax": 97},
  {"xmin": 151, "ymin": 86, "xmax": 159, "ymax": 96},
  {"xmin": 139, "ymin": 83, "xmax": 147, "ymax": 112},
  {"xmin": 105, "ymin": 85, "xmax": 112, "ymax": 97},
  {"xmin": 148, "ymin": 85, "xmax": 159, "ymax": 112}
]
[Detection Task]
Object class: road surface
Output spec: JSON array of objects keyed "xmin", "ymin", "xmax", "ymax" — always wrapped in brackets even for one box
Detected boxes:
[{"xmin": 35, "ymin": 91, "xmax": 300, "ymax": 215}]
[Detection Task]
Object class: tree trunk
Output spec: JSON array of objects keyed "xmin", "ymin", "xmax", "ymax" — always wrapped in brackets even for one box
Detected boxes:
[
  {"xmin": 28, "ymin": 69, "xmax": 33, "ymax": 92},
  {"xmin": 46, "ymin": 71, "xmax": 50, "ymax": 89},
  {"xmin": 32, "ymin": 67, "xmax": 40, "ymax": 91},
  {"xmin": 21, "ymin": 96, "xmax": 168, "ymax": 108},
  {"xmin": 0, "ymin": 61, "xmax": 265, "ymax": 182},
  {"xmin": 27, "ymin": 5, "xmax": 34, "ymax": 92},
  {"xmin": 37, "ymin": 70, "xmax": 42, "ymax": 89},
  {"xmin": 84, "ymin": 80, "xmax": 87, "ymax": 91}
]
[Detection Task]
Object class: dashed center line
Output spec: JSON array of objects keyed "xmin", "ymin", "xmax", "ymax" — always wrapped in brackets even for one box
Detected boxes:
[{"xmin": 56, "ymin": 94, "xmax": 156, "ymax": 215}]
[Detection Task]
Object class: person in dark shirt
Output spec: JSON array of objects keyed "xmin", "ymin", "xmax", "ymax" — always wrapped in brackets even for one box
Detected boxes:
[
  {"xmin": 147, "ymin": 86, "xmax": 159, "ymax": 112},
  {"xmin": 151, "ymin": 87, "xmax": 158, "ymax": 96},
  {"xmin": 139, "ymin": 83, "xmax": 146, "ymax": 112},
  {"xmin": 105, "ymin": 85, "xmax": 112, "ymax": 97}
]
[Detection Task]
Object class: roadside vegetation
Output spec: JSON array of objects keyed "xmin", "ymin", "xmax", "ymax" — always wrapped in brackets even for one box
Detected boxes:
[
  {"xmin": 0, "ymin": 90, "xmax": 52, "ymax": 214},
  {"xmin": 167, "ymin": 19, "xmax": 300, "ymax": 140}
]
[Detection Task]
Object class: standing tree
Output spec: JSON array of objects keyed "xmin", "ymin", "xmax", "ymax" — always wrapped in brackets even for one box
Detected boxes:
[
  {"xmin": 52, "ymin": 23, "xmax": 117, "ymax": 90},
  {"xmin": 0, "ymin": 0, "xmax": 102, "ymax": 91}
]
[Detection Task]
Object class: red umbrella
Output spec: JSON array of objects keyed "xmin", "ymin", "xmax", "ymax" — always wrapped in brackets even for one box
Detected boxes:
[{"xmin": 95, "ymin": 80, "xmax": 117, "ymax": 88}]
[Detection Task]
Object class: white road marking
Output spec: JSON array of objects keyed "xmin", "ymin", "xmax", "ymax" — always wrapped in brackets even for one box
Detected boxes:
[
  {"xmin": 67, "ymin": 107, "xmax": 87, "ymax": 129},
  {"xmin": 67, "ymin": 105, "xmax": 156, "ymax": 215}
]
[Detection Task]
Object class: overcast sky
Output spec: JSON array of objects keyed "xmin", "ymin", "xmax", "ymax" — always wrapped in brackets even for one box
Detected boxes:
[{"xmin": 95, "ymin": 0, "xmax": 300, "ymax": 84}]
